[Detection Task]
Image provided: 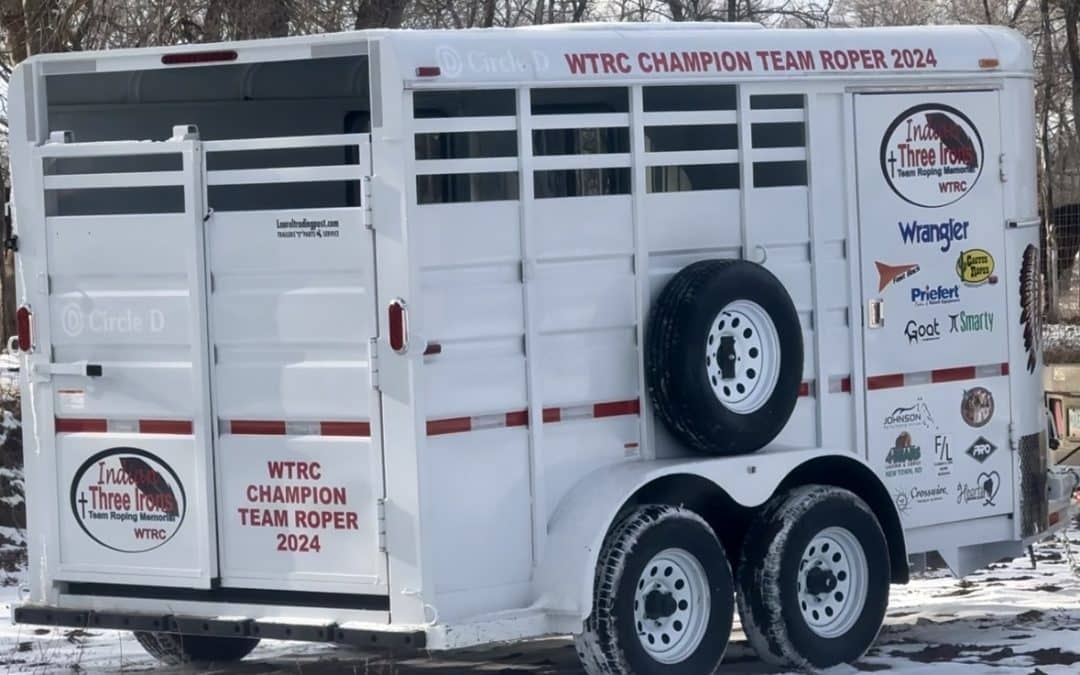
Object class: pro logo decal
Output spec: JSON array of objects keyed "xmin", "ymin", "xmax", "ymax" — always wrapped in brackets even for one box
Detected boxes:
[
  {"xmin": 880, "ymin": 103, "xmax": 983, "ymax": 208},
  {"xmin": 70, "ymin": 448, "xmax": 186, "ymax": 553},
  {"xmin": 965, "ymin": 436, "xmax": 998, "ymax": 463}
]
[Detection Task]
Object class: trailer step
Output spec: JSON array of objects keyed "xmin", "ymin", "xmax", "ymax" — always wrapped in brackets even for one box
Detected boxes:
[{"xmin": 14, "ymin": 606, "xmax": 425, "ymax": 649}]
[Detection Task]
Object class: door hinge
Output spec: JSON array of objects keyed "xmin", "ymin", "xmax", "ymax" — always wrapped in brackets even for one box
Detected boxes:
[
  {"xmin": 1008, "ymin": 422, "xmax": 1017, "ymax": 452},
  {"xmin": 999, "ymin": 153, "xmax": 1008, "ymax": 183},
  {"xmin": 376, "ymin": 497, "xmax": 388, "ymax": 553},
  {"xmin": 368, "ymin": 336, "xmax": 380, "ymax": 390},
  {"xmin": 362, "ymin": 176, "xmax": 374, "ymax": 230}
]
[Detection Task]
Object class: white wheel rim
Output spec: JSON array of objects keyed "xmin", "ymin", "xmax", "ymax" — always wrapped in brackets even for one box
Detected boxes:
[
  {"xmin": 632, "ymin": 548, "xmax": 711, "ymax": 664},
  {"xmin": 705, "ymin": 300, "xmax": 781, "ymax": 414},
  {"xmin": 797, "ymin": 526, "xmax": 869, "ymax": 639}
]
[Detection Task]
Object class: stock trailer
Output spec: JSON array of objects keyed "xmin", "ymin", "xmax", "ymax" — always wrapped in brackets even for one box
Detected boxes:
[{"xmin": 6, "ymin": 21, "xmax": 1077, "ymax": 674}]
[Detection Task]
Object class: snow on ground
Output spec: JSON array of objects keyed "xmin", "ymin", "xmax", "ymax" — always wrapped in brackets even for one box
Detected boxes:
[{"xmin": 3, "ymin": 527, "xmax": 1080, "ymax": 674}]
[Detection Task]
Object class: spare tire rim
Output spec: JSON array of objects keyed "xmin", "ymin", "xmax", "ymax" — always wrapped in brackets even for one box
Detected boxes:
[
  {"xmin": 705, "ymin": 299, "xmax": 782, "ymax": 414},
  {"xmin": 633, "ymin": 547, "xmax": 711, "ymax": 664},
  {"xmin": 797, "ymin": 526, "xmax": 869, "ymax": 639}
]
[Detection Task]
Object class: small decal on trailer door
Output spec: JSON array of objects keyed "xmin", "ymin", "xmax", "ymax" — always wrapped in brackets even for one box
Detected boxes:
[
  {"xmin": 879, "ymin": 103, "xmax": 983, "ymax": 208},
  {"xmin": 69, "ymin": 448, "xmax": 186, "ymax": 553}
]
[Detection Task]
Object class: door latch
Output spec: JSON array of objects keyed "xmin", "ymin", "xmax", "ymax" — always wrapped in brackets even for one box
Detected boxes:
[{"xmin": 867, "ymin": 298, "xmax": 884, "ymax": 328}]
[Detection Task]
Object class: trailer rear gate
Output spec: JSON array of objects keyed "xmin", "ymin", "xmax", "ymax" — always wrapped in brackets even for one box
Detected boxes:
[{"xmin": 35, "ymin": 130, "xmax": 388, "ymax": 598}]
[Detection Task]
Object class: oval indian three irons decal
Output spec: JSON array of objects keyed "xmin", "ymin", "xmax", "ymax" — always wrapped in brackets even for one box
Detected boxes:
[
  {"xmin": 879, "ymin": 103, "xmax": 984, "ymax": 208},
  {"xmin": 69, "ymin": 448, "xmax": 187, "ymax": 553}
]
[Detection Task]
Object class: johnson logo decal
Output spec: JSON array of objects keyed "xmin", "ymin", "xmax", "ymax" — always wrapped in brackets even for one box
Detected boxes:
[
  {"xmin": 879, "ymin": 104, "xmax": 983, "ymax": 208},
  {"xmin": 69, "ymin": 448, "xmax": 186, "ymax": 553}
]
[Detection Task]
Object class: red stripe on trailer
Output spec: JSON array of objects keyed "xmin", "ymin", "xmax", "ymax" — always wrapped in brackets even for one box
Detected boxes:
[
  {"xmin": 866, "ymin": 363, "xmax": 1009, "ymax": 390},
  {"xmin": 867, "ymin": 374, "xmax": 906, "ymax": 391},
  {"xmin": 427, "ymin": 417, "xmax": 472, "ymax": 436},
  {"xmin": 931, "ymin": 366, "xmax": 977, "ymax": 383},
  {"xmin": 55, "ymin": 418, "xmax": 107, "ymax": 433},
  {"xmin": 505, "ymin": 410, "xmax": 529, "ymax": 427},
  {"xmin": 542, "ymin": 407, "xmax": 561, "ymax": 423},
  {"xmin": 139, "ymin": 419, "xmax": 193, "ymax": 435},
  {"xmin": 799, "ymin": 381, "xmax": 812, "ymax": 397},
  {"xmin": 841, "ymin": 377, "xmax": 852, "ymax": 392},
  {"xmin": 230, "ymin": 420, "xmax": 287, "ymax": 435},
  {"xmin": 319, "ymin": 421, "xmax": 371, "ymax": 437},
  {"xmin": 593, "ymin": 399, "xmax": 640, "ymax": 419}
]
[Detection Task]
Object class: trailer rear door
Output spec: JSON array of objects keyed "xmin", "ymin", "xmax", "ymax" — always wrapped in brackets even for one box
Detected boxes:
[
  {"xmin": 32, "ymin": 132, "xmax": 388, "ymax": 597},
  {"xmin": 204, "ymin": 134, "xmax": 388, "ymax": 596},
  {"xmin": 36, "ymin": 136, "xmax": 219, "ymax": 588},
  {"xmin": 854, "ymin": 91, "xmax": 1015, "ymax": 530}
]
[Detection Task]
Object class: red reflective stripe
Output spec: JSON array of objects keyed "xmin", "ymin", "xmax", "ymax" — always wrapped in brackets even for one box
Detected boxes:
[
  {"xmin": 798, "ymin": 382, "xmax": 811, "ymax": 397},
  {"xmin": 1000, "ymin": 362, "xmax": 1010, "ymax": 376},
  {"xmin": 932, "ymin": 366, "xmax": 977, "ymax": 383},
  {"xmin": 593, "ymin": 399, "xmax": 640, "ymax": 418},
  {"xmin": 505, "ymin": 410, "xmax": 529, "ymax": 427},
  {"xmin": 542, "ymin": 407, "xmax": 562, "ymax": 423},
  {"xmin": 427, "ymin": 417, "xmax": 472, "ymax": 436},
  {"xmin": 55, "ymin": 418, "xmax": 107, "ymax": 433},
  {"xmin": 841, "ymin": 377, "xmax": 852, "ymax": 393},
  {"xmin": 867, "ymin": 374, "xmax": 905, "ymax": 391},
  {"xmin": 320, "ymin": 421, "xmax": 371, "ymax": 437},
  {"xmin": 139, "ymin": 419, "xmax": 193, "ymax": 435},
  {"xmin": 230, "ymin": 420, "xmax": 286, "ymax": 435}
]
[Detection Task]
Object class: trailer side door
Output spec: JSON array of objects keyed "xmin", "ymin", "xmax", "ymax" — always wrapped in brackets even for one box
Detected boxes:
[{"xmin": 854, "ymin": 91, "xmax": 1014, "ymax": 530}]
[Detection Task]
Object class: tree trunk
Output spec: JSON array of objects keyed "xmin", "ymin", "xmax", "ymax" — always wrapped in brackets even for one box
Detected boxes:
[
  {"xmin": 0, "ymin": 0, "xmax": 27, "ymax": 62},
  {"xmin": 1044, "ymin": 0, "xmax": 1060, "ymax": 320},
  {"xmin": 355, "ymin": 0, "xmax": 410, "ymax": 28},
  {"xmin": 1066, "ymin": 2, "xmax": 1080, "ymax": 144}
]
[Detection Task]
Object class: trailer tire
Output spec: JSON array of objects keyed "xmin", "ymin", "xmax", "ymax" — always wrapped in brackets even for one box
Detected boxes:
[
  {"xmin": 574, "ymin": 504, "xmax": 734, "ymax": 675},
  {"xmin": 736, "ymin": 486, "xmax": 890, "ymax": 670},
  {"xmin": 646, "ymin": 259, "xmax": 802, "ymax": 456},
  {"xmin": 132, "ymin": 631, "xmax": 260, "ymax": 665}
]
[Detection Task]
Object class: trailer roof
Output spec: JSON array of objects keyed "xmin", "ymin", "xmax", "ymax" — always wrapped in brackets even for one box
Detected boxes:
[{"xmin": 22, "ymin": 23, "xmax": 1032, "ymax": 85}]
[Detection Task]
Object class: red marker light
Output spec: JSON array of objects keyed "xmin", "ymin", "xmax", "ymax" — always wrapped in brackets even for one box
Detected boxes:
[
  {"xmin": 389, "ymin": 299, "xmax": 408, "ymax": 353},
  {"xmin": 15, "ymin": 305, "xmax": 31, "ymax": 352},
  {"xmin": 162, "ymin": 50, "xmax": 238, "ymax": 65},
  {"xmin": 416, "ymin": 66, "xmax": 441, "ymax": 77}
]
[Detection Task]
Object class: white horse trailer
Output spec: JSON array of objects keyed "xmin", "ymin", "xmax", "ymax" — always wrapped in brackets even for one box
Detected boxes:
[{"xmin": 7, "ymin": 22, "xmax": 1077, "ymax": 673}]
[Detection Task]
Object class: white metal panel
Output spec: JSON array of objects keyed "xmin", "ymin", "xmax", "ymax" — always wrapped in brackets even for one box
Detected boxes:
[
  {"xmin": 854, "ymin": 91, "xmax": 1014, "ymax": 530},
  {"xmin": 36, "ymin": 138, "xmax": 219, "ymax": 588},
  {"xmin": 205, "ymin": 136, "xmax": 389, "ymax": 596}
]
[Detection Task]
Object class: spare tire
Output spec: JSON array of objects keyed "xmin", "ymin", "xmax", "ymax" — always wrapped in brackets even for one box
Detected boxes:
[{"xmin": 646, "ymin": 259, "xmax": 803, "ymax": 455}]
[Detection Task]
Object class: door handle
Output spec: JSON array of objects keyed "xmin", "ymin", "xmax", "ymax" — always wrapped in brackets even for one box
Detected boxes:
[
  {"xmin": 31, "ymin": 361, "xmax": 103, "ymax": 378},
  {"xmin": 867, "ymin": 298, "xmax": 884, "ymax": 328}
]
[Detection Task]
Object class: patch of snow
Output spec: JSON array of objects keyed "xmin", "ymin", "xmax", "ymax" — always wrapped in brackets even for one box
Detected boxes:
[{"xmin": 3, "ymin": 526, "xmax": 1080, "ymax": 672}]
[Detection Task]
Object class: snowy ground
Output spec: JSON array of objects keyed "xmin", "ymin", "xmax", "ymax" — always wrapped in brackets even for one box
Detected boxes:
[{"xmin": 3, "ymin": 527, "xmax": 1080, "ymax": 674}]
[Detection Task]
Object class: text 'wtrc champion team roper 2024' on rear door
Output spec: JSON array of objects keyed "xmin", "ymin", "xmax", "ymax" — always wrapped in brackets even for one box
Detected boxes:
[{"xmin": 856, "ymin": 92, "xmax": 1014, "ymax": 530}]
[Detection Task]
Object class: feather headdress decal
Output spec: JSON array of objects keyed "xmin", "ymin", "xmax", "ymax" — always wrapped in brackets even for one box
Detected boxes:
[
  {"xmin": 1019, "ymin": 244, "xmax": 1042, "ymax": 373},
  {"xmin": 924, "ymin": 112, "xmax": 979, "ymax": 169}
]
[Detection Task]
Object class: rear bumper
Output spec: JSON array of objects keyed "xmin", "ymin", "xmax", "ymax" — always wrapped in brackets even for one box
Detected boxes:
[{"xmin": 13, "ymin": 605, "xmax": 426, "ymax": 649}]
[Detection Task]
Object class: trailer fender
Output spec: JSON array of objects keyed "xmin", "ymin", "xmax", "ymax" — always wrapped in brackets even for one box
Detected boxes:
[{"xmin": 535, "ymin": 449, "xmax": 905, "ymax": 625}]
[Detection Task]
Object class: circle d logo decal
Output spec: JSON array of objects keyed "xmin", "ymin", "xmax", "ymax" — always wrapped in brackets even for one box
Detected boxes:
[
  {"xmin": 70, "ymin": 448, "xmax": 187, "ymax": 553},
  {"xmin": 879, "ymin": 103, "xmax": 984, "ymax": 208}
]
